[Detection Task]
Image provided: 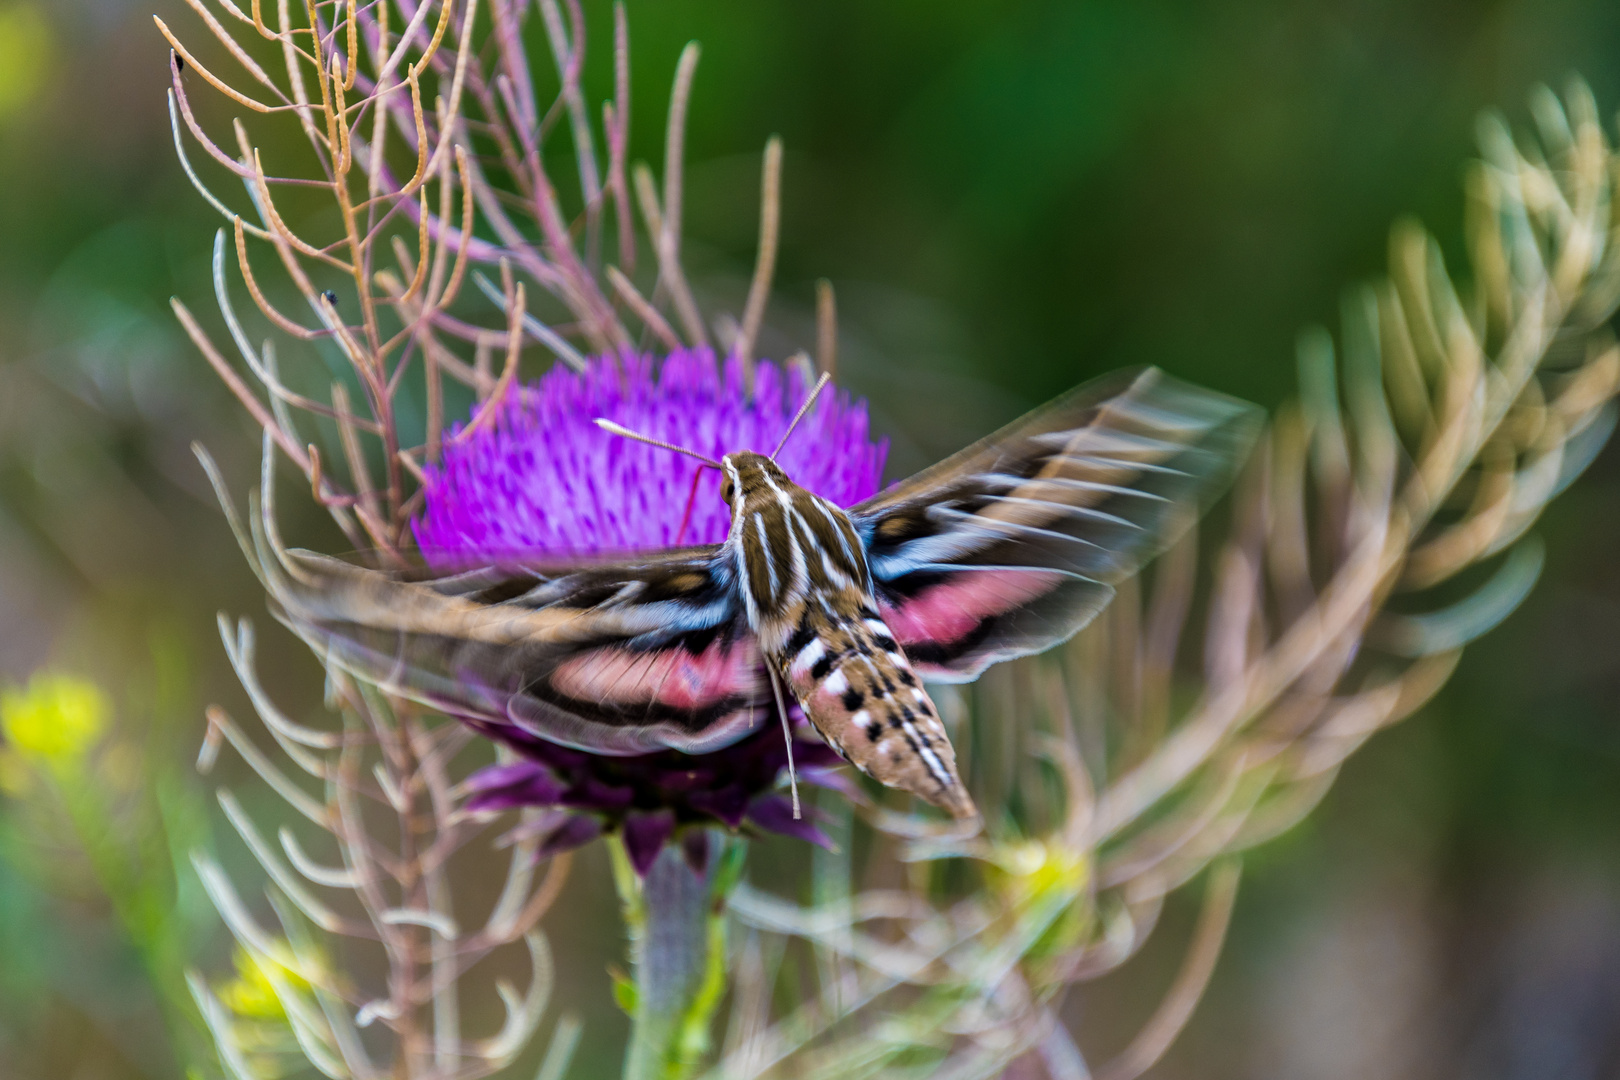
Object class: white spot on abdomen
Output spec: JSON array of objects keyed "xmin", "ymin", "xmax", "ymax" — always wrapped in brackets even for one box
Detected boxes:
[{"xmin": 789, "ymin": 638, "xmax": 826, "ymax": 679}]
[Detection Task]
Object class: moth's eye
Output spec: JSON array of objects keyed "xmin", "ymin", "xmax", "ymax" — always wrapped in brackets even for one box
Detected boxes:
[{"xmin": 721, "ymin": 480, "xmax": 736, "ymax": 504}]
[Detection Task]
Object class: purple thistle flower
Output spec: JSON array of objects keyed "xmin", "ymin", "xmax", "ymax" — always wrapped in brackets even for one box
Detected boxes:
[
  {"xmin": 414, "ymin": 349, "xmax": 885, "ymax": 560},
  {"xmin": 421, "ymin": 350, "xmax": 888, "ymax": 872}
]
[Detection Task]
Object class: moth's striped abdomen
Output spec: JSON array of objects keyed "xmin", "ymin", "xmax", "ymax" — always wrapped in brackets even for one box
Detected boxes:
[{"xmin": 778, "ymin": 603, "xmax": 976, "ymax": 820}]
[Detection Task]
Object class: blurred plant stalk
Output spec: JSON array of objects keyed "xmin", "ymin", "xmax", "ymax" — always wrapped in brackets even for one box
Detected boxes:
[
  {"xmin": 159, "ymin": 0, "xmax": 1620, "ymax": 1075},
  {"xmin": 0, "ymin": 668, "xmax": 217, "ymax": 1075},
  {"xmin": 184, "ymin": 613, "xmax": 572, "ymax": 1080},
  {"xmin": 612, "ymin": 833, "xmax": 744, "ymax": 1080}
]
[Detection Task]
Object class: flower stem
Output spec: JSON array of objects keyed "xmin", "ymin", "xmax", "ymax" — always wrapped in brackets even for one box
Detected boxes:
[{"xmin": 613, "ymin": 831, "xmax": 745, "ymax": 1080}]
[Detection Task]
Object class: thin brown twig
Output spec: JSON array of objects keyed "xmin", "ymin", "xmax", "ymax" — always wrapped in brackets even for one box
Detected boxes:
[
  {"xmin": 815, "ymin": 279, "xmax": 837, "ymax": 379},
  {"xmin": 607, "ymin": 266, "xmax": 683, "ymax": 353},
  {"xmin": 737, "ymin": 136, "xmax": 783, "ymax": 383}
]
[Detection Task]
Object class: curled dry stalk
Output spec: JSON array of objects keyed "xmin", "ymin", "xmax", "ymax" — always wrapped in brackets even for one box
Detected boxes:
[
  {"xmin": 164, "ymin": 0, "xmax": 802, "ymax": 562},
  {"xmin": 192, "ymin": 432, "xmax": 573, "ymax": 1080},
  {"xmin": 189, "ymin": 527, "xmax": 571, "ymax": 1079},
  {"xmin": 165, "ymin": 1, "xmax": 800, "ymax": 1077},
  {"xmin": 709, "ymin": 84, "xmax": 1620, "ymax": 1078}
]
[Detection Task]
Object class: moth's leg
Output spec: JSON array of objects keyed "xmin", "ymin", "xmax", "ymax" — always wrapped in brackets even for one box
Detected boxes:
[{"xmin": 765, "ymin": 662, "xmax": 802, "ymax": 818}]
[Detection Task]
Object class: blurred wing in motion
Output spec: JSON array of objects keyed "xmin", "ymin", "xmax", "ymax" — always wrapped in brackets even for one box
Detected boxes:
[
  {"xmin": 265, "ymin": 546, "xmax": 772, "ymax": 755},
  {"xmin": 851, "ymin": 367, "xmax": 1262, "ymax": 680}
]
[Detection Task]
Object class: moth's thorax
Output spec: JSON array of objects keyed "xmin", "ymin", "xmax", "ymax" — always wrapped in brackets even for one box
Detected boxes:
[
  {"xmin": 721, "ymin": 451, "xmax": 870, "ymax": 639},
  {"xmin": 720, "ymin": 450, "xmax": 792, "ymax": 514}
]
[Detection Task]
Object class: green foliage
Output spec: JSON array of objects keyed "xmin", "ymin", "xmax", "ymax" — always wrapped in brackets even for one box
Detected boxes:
[{"xmin": 0, "ymin": 655, "xmax": 217, "ymax": 1077}]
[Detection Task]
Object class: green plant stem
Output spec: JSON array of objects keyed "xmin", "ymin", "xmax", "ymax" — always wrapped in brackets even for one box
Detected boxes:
[
  {"xmin": 56, "ymin": 764, "xmax": 208, "ymax": 1063},
  {"xmin": 614, "ymin": 832, "xmax": 744, "ymax": 1080}
]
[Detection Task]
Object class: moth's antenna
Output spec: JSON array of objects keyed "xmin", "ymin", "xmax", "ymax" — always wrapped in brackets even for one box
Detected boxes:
[
  {"xmin": 594, "ymin": 418, "xmax": 723, "ymax": 469},
  {"xmin": 771, "ymin": 372, "xmax": 833, "ymax": 460},
  {"xmin": 767, "ymin": 667, "xmax": 801, "ymax": 819}
]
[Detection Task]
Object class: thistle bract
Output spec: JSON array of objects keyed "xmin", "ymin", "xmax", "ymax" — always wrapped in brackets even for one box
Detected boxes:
[{"xmin": 461, "ymin": 719, "xmax": 850, "ymax": 875}]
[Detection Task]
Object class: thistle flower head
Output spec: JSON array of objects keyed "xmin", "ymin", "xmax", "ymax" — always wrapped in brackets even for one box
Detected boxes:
[
  {"xmin": 1, "ymin": 673, "xmax": 108, "ymax": 766},
  {"xmin": 417, "ymin": 350, "xmax": 887, "ymax": 870},
  {"xmin": 414, "ymin": 349, "xmax": 886, "ymax": 560}
]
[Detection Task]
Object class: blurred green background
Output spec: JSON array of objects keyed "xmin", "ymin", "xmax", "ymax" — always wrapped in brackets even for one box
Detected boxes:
[{"xmin": 1, "ymin": 0, "xmax": 1618, "ymax": 1077}]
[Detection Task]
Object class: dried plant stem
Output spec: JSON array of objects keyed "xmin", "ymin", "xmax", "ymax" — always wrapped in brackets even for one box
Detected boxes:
[
  {"xmin": 1095, "ymin": 861, "xmax": 1240, "ymax": 1080},
  {"xmin": 737, "ymin": 136, "xmax": 783, "ymax": 381},
  {"xmin": 815, "ymin": 279, "xmax": 838, "ymax": 379}
]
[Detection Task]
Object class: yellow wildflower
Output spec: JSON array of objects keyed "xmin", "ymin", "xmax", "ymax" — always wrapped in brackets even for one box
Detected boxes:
[
  {"xmin": 990, "ymin": 838, "xmax": 1087, "ymax": 902},
  {"xmin": 988, "ymin": 838, "xmax": 1090, "ymax": 969},
  {"xmin": 1, "ymin": 673, "xmax": 109, "ymax": 766},
  {"xmin": 218, "ymin": 943, "xmax": 317, "ymax": 1021}
]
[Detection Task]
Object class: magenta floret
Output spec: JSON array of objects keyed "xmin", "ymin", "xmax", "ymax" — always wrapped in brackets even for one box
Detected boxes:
[{"xmin": 414, "ymin": 349, "xmax": 886, "ymax": 562}]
